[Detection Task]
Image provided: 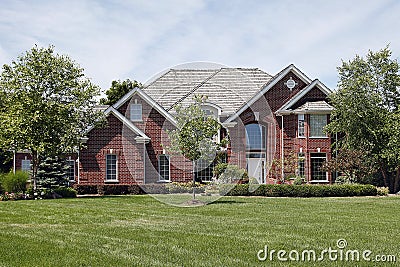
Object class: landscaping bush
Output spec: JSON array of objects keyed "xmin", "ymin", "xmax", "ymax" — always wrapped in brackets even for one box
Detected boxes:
[
  {"xmin": 53, "ymin": 187, "xmax": 77, "ymax": 198},
  {"xmin": 219, "ymin": 184, "xmax": 378, "ymax": 197},
  {"xmin": 141, "ymin": 184, "xmax": 169, "ymax": 194},
  {"xmin": 73, "ymin": 184, "xmax": 98, "ymax": 195},
  {"xmin": 0, "ymin": 171, "xmax": 29, "ymax": 193},
  {"xmin": 377, "ymin": 187, "xmax": 389, "ymax": 196},
  {"xmin": 218, "ymin": 164, "xmax": 248, "ymax": 184}
]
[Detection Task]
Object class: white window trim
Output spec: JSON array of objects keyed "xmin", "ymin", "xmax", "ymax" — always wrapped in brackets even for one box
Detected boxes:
[
  {"xmin": 158, "ymin": 154, "xmax": 170, "ymax": 182},
  {"xmin": 130, "ymin": 103, "xmax": 143, "ymax": 122},
  {"xmin": 105, "ymin": 154, "xmax": 118, "ymax": 182}
]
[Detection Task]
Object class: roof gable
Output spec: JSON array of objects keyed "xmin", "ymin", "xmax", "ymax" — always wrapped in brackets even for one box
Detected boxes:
[
  {"xmin": 113, "ymin": 87, "xmax": 177, "ymax": 126},
  {"xmin": 224, "ymin": 64, "xmax": 313, "ymax": 123},
  {"xmin": 86, "ymin": 107, "xmax": 150, "ymax": 142},
  {"xmin": 275, "ymin": 79, "xmax": 332, "ymax": 115}
]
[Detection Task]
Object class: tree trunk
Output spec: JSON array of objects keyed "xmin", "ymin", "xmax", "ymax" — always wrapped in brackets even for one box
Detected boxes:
[
  {"xmin": 31, "ymin": 150, "xmax": 40, "ymax": 190},
  {"xmin": 380, "ymin": 163, "xmax": 388, "ymax": 188},
  {"xmin": 192, "ymin": 161, "xmax": 196, "ymax": 200},
  {"xmin": 394, "ymin": 167, "xmax": 400, "ymax": 194}
]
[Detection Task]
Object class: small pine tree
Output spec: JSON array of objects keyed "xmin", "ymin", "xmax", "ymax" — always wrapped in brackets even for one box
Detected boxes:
[{"xmin": 37, "ymin": 156, "xmax": 69, "ymax": 189}]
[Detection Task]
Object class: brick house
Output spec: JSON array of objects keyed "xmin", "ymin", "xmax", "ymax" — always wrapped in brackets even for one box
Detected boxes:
[{"xmin": 16, "ymin": 64, "xmax": 334, "ymax": 185}]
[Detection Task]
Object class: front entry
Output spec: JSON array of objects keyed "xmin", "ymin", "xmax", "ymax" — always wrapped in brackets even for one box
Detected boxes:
[{"xmin": 247, "ymin": 158, "xmax": 265, "ymax": 184}]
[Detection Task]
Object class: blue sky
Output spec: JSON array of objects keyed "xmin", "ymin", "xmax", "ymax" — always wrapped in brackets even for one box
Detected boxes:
[{"xmin": 0, "ymin": 0, "xmax": 399, "ymax": 92}]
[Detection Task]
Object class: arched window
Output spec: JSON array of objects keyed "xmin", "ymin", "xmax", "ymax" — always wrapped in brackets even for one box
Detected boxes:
[{"xmin": 245, "ymin": 124, "xmax": 266, "ymax": 151}]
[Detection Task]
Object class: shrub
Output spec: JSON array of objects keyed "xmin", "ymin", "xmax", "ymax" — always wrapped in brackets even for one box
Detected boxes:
[
  {"xmin": 141, "ymin": 184, "xmax": 169, "ymax": 194},
  {"xmin": 218, "ymin": 165, "xmax": 248, "ymax": 184},
  {"xmin": 219, "ymin": 184, "xmax": 378, "ymax": 197},
  {"xmin": 377, "ymin": 187, "xmax": 389, "ymax": 196},
  {"xmin": 293, "ymin": 177, "xmax": 304, "ymax": 185},
  {"xmin": 73, "ymin": 184, "xmax": 98, "ymax": 195},
  {"xmin": 1, "ymin": 171, "xmax": 29, "ymax": 193},
  {"xmin": 213, "ymin": 163, "xmax": 228, "ymax": 178},
  {"xmin": 53, "ymin": 187, "xmax": 77, "ymax": 198}
]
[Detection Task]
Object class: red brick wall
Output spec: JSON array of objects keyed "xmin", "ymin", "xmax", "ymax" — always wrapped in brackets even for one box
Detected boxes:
[
  {"xmin": 228, "ymin": 72, "xmax": 333, "ymax": 183},
  {"xmin": 80, "ymin": 93, "xmax": 193, "ymax": 185},
  {"xmin": 79, "ymin": 113, "xmax": 145, "ymax": 184}
]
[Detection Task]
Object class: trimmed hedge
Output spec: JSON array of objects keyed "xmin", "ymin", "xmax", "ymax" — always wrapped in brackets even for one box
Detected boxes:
[
  {"xmin": 219, "ymin": 184, "xmax": 378, "ymax": 197},
  {"xmin": 74, "ymin": 184, "xmax": 145, "ymax": 195},
  {"xmin": 74, "ymin": 183, "xmax": 206, "ymax": 195}
]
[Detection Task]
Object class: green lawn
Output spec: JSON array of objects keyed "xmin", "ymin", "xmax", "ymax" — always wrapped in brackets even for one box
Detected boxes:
[{"xmin": 0, "ymin": 195, "xmax": 399, "ymax": 266}]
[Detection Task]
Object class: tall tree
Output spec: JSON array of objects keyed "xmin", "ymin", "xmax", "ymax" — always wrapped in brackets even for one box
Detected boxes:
[
  {"xmin": 166, "ymin": 95, "xmax": 223, "ymax": 199},
  {"xmin": 0, "ymin": 45, "xmax": 104, "ymax": 190},
  {"xmin": 326, "ymin": 46, "xmax": 400, "ymax": 192},
  {"xmin": 100, "ymin": 79, "xmax": 142, "ymax": 105}
]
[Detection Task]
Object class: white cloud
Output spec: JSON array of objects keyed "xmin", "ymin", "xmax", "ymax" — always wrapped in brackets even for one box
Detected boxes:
[{"xmin": 0, "ymin": 0, "xmax": 399, "ymax": 91}]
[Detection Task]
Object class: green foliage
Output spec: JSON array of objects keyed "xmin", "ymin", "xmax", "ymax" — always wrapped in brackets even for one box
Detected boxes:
[
  {"xmin": 0, "ymin": 45, "xmax": 105, "ymax": 189},
  {"xmin": 0, "ymin": 149, "xmax": 12, "ymax": 173},
  {"xmin": 100, "ymin": 79, "xmax": 142, "ymax": 105},
  {"xmin": 219, "ymin": 184, "xmax": 378, "ymax": 197},
  {"xmin": 218, "ymin": 164, "xmax": 248, "ymax": 184},
  {"xmin": 167, "ymin": 95, "xmax": 221, "ymax": 162},
  {"xmin": 376, "ymin": 187, "xmax": 389, "ymax": 196},
  {"xmin": 326, "ymin": 46, "xmax": 400, "ymax": 192},
  {"xmin": 213, "ymin": 162, "xmax": 228, "ymax": 178},
  {"xmin": 323, "ymin": 149, "xmax": 375, "ymax": 183},
  {"xmin": 53, "ymin": 187, "xmax": 77, "ymax": 198},
  {"xmin": 293, "ymin": 176, "xmax": 304, "ymax": 185},
  {"xmin": 0, "ymin": 171, "xmax": 28, "ymax": 193},
  {"xmin": 37, "ymin": 156, "xmax": 69, "ymax": 189}
]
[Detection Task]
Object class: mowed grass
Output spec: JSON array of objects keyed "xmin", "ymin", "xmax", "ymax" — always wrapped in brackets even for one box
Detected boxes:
[{"xmin": 0, "ymin": 195, "xmax": 399, "ymax": 267}]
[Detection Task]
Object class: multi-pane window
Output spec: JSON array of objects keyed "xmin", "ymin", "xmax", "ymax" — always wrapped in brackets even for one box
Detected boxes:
[
  {"xmin": 66, "ymin": 160, "xmax": 75, "ymax": 181},
  {"xmin": 310, "ymin": 153, "xmax": 327, "ymax": 181},
  {"xmin": 130, "ymin": 103, "xmax": 142, "ymax": 121},
  {"xmin": 159, "ymin": 154, "xmax": 170, "ymax": 181},
  {"xmin": 309, "ymin": 114, "xmax": 327, "ymax": 137},
  {"xmin": 196, "ymin": 159, "xmax": 214, "ymax": 182},
  {"xmin": 298, "ymin": 153, "xmax": 305, "ymax": 177},
  {"xmin": 245, "ymin": 124, "xmax": 266, "ymax": 150},
  {"xmin": 21, "ymin": 160, "xmax": 31, "ymax": 172},
  {"xmin": 106, "ymin": 154, "xmax": 118, "ymax": 181},
  {"xmin": 298, "ymin": 114, "xmax": 305, "ymax": 137}
]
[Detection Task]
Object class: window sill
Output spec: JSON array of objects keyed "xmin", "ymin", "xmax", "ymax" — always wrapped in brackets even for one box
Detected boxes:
[
  {"xmin": 157, "ymin": 180, "xmax": 171, "ymax": 183},
  {"xmin": 131, "ymin": 120, "xmax": 143, "ymax": 123},
  {"xmin": 310, "ymin": 180, "xmax": 329, "ymax": 183},
  {"xmin": 105, "ymin": 180, "xmax": 119, "ymax": 183},
  {"xmin": 309, "ymin": 136, "xmax": 329, "ymax": 139},
  {"xmin": 297, "ymin": 136, "xmax": 306, "ymax": 139}
]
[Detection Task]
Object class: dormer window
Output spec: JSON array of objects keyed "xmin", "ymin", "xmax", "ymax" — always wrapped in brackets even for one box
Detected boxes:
[{"xmin": 130, "ymin": 100, "xmax": 142, "ymax": 121}]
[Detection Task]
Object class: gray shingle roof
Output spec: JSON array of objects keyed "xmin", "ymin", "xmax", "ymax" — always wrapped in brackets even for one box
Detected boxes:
[
  {"xmin": 293, "ymin": 101, "xmax": 334, "ymax": 113},
  {"xmin": 143, "ymin": 68, "xmax": 273, "ymax": 115}
]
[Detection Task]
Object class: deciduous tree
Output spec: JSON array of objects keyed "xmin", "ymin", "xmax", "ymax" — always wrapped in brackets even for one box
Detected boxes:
[
  {"xmin": 166, "ymin": 95, "xmax": 223, "ymax": 199},
  {"xmin": 0, "ymin": 45, "xmax": 104, "ymax": 189},
  {"xmin": 100, "ymin": 79, "xmax": 142, "ymax": 105},
  {"xmin": 326, "ymin": 46, "xmax": 400, "ymax": 192}
]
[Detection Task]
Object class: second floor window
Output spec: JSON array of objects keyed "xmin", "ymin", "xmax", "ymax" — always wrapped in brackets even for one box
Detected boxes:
[
  {"xmin": 130, "ymin": 103, "xmax": 142, "ymax": 121},
  {"xmin": 309, "ymin": 114, "xmax": 327, "ymax": 137},
  {"xmin": 298, "ymin": 114, "xmax": 305, "ymax": 137}
]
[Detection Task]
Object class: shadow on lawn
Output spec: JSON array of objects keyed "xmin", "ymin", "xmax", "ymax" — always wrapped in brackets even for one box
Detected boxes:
[{"xmin": 207, "ymin": 199, "xmax": 246, "ymax": 205}]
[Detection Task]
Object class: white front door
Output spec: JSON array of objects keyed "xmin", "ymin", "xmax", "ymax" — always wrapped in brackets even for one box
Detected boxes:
[{"xmin": 247, "ymin": 158, "xmax": 265, "ymax": 184}]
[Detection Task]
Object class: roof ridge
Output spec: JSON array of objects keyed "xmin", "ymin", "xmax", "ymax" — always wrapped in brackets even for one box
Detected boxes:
[{"xmin": 167, "ymin": 69, "xmax": 221, "ymax": 111}]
